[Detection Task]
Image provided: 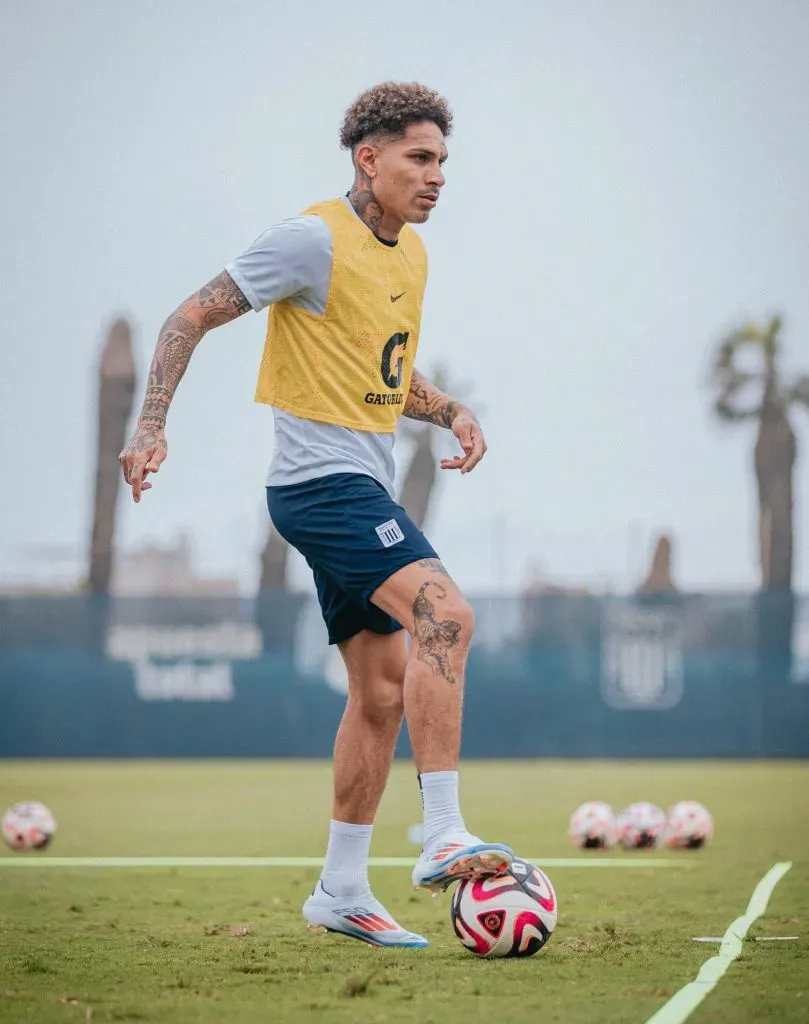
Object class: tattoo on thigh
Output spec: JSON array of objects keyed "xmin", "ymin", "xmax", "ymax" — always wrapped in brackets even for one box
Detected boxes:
[
  {"xmin": 414, "ymin": 557, "xmax": 452, "ymax": 580},
  {"xmin": 412, "ymin": 581, "xmax": 462, "ymax": 684}
]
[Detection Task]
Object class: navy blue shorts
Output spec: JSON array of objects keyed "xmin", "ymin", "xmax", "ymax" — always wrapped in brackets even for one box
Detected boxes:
[{"xmin": 266, "ymin": 473, "xmax": 438, "ymax": 645}]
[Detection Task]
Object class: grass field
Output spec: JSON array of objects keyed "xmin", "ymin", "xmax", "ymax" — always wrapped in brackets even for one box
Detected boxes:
[{"xmin": 0, "ymin": 760, "xmax": 807, "ymax": 1024}]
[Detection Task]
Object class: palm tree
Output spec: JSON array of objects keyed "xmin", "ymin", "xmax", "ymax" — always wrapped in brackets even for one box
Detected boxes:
[
  {"xmin": 88, "ymin": 317, "xmax": 136, "ymax": 593},
  {"xmin": 397, "ymin": 424, "xmax": 437, "ymax": 530},
  {"xmin": 398, "ymin": 364, "xmax": 477, "ymax": 531},
  {"xmin": 256, "ymin": 522, "xmax": 300, "ymax": 654},
  {"xmin": 259, "ymin": 523, "xmax": 289, "ymax": 590},
  {"xmin": 636, "ymin": 535, "xmax": 678, "ymax": 594},
  {"xmin": 711, "ymin": 315, "xmax": 809, "ymax": 591}
]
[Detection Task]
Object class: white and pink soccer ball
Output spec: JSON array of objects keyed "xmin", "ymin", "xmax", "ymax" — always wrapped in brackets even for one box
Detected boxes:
[
  {"xmin": 568, "ymin": 802, "xmax": 619, "ymax": 849},
  {"xmin": 451, "ymin": 858, "xmax": 557, "ymax": 958},
  {"xmin": 664, "ymin": 801, "xmax": 714, "ymax": 849},
  {"xmin": 616, "ymin": 802, "xmax": 667, "ymax": 849},
  {"xmin": 1, "ymin": 802, "xmax": 57, "ymax": 851}
]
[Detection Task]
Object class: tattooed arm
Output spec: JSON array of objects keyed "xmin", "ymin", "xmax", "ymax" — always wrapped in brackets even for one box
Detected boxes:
[
  {"xmin": 404, "ymin": 367, "xmax": 488, "ymax": 474},
  {"xmin": 119, "ymin": 270, "xmax": 251, "ymax": 502},
  {"xmin": 403, "ymin": 367, "xmax": 466, "ymax": 428}
]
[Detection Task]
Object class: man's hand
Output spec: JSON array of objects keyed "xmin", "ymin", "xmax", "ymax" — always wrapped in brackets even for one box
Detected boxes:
[
  {"xmin": 119, "ymin": 427, "xmax": 167, "ymax": 503},
  {"xmin": 440, "ymin": 410, "xmax": 487, "ymax": 474},
  {"xmin": 403, "ymin": 368, "xmax": 488, "ymax": 474}
]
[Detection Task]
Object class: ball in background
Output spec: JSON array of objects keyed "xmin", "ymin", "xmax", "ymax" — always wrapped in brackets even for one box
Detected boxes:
[
  {"xmin": 451, "ymin": 858, "xmax": 557, "ymax": 958},
  {"xmin": 568, "ymin": 801, "xmax": 618, "ymax": 849},
  {"xmin": 1, "ymin": 802, "xmax": 57, "ymax": 851},
  {"xmin": 616, "ymin": 802, "xmax": 666, "ymax": 849},
  {"xmin": 664, "ymin": 800, "xmax": 714, "ymax": 848}
]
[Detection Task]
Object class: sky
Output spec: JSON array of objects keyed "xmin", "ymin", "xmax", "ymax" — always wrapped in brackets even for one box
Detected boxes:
[{"xmin": 2, "ymin": 0, "xmax": 808, "ymax": 595}]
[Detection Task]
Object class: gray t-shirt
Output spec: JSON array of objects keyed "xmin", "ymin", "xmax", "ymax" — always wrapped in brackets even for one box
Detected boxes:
[{"xmin": 225, "ymin": 200, "xmax": 398, "ymax": 495}]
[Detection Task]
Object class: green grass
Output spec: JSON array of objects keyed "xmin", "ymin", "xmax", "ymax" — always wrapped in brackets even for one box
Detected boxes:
[{"xmin": 0, "ymin": 760, "xmax": 807, "ymax": 1024}]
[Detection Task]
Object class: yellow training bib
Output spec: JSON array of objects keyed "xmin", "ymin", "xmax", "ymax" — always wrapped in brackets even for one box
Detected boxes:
[{"xmin": 254, "ymin": 198, "xmax": 428, "ymax": 432}]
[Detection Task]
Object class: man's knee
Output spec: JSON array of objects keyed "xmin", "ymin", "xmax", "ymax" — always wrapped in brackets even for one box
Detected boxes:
[
  {"xmin": 407, "ymin": 586, "xmax": 474, "ymax": 686},
  {"xmin": 349, "ymin": 674, "xmax": 405, "ymax": 726},
  {"xmin": 371, "ymin": 561, "xmax": 474, "ymax": 646},
  {"xmin": 412, "ymin": 582, "xmax": 474, "ymax": 646},
  {"xmin": 449, "ymin": 596, "xmax": 475, "ymax": 643}
]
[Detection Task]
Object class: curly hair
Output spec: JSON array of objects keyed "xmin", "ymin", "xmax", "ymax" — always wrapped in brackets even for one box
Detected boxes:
[{"xmin": 340, "ymin": 81, "xmax": 453, "ymax": 151}]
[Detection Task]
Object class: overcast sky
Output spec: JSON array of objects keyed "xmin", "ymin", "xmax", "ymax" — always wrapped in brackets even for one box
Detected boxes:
[{"xmin": 2, "ymin": 0, "xmax": 808, "ymax": 595}]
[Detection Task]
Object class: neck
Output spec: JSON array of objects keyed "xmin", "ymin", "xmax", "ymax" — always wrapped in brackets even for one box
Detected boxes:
[{"xmin": 348, "ymin": 175, "xmax": 402, "ymax": 241}]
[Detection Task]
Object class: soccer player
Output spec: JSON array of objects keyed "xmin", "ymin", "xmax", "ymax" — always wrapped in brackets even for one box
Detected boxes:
[{"xmin": 119, "ymin": 81, "xmax": 513, "ymax": 948}]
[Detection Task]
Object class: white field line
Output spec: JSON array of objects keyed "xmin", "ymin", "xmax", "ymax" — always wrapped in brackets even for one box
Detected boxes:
[
  {"xmin": 693, "ymin": 935, "xmax": 799, "ymax": 943},
  {"xmin": 644, "ymin": 861, "xmax": 793, "ymax": 1024},
  {"xmin": 0, "ymin": 855, "xmax": 689, "ymax": 869}
]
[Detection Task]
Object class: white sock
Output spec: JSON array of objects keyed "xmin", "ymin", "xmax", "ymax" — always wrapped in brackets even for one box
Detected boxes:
[
  {"xmin": 318, "ymin": 820, "xmax": 373, "ymax": 899},
  {"xmin": 419, "ymin": 771, "xmax": 467, "ymax": 849}
]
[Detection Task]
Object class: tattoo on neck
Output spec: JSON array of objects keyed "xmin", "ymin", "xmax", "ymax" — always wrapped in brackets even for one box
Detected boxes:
[{"xmin": 349, "ymin": 171, "xmax": 385, "ymax": 235}]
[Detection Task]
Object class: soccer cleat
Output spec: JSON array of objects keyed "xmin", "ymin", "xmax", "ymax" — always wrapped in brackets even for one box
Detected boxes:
[
  {"xmin": 302, "ymin": 882, "xmax": 428, "ymax": 948},
  {"xmin": 412, "ymin": 833, "xmax": 515, "ymax": 893}
]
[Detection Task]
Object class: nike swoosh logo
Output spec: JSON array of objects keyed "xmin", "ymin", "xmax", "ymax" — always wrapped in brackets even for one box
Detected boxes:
[{"xmin": 390, "ymin": 292, "xmax": 405, "ymax": 303}]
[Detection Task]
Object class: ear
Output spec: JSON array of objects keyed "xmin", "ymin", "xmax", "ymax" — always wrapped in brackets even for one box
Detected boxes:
[{"xmin": 354, "ymin": 142, "xmax": 378, "ymax": 180}]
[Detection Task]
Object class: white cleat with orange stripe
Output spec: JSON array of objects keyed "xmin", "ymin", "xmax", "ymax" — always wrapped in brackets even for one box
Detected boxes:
[
  {"xmin": 303, "ymin": 882, "xmax": 428, "ymax": 948},
  {"xmin": 412, "ymin": 833, "xmax": 514, "ymax": 894}
]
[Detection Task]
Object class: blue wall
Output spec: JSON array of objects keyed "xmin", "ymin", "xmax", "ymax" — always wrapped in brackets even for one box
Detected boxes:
[{"xmin": 1, "ymin": 593, "xmax": 807, "ymax": 757}]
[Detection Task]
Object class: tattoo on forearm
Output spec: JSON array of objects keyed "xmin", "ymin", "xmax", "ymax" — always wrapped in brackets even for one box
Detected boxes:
[
  {"xmin": 136, "ymin": 271, "xmax": 250, "ymax": 431},
  {"xmin": 150, "ymin": 319, "xmax": 201, "ymax": 389},
  {"xmin": 349, "ymin": 168, "xmax": 384, "ymax": 235},
  {"xmin": 138, "ymin": 394, "xmax": 172, "ymax": 425},
  {"xmin": 404, "ymin": 369, "xmax": 461, "ymax": 428},
  {"xmin": 412, "ymin": 580, "xmax": 462, "ymax": 684},
  {"xmin": 137, "ymin": 317, "xmax": 202, "ymax": 430}
]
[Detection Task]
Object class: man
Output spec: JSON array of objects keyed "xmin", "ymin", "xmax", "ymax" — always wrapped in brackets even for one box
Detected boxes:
[{"xmin": 120, "ymin": 81, "xmax": 513, "ymax": 949}]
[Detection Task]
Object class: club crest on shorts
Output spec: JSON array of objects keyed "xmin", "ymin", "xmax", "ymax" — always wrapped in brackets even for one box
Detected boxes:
[{"xmin": 375, "ymin": 519, "xmax": 405, "ymax": 548}]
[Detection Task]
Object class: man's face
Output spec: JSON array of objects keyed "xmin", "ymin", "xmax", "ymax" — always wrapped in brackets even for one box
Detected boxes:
[{"xmin": 363, "ymin": 121, "xmax": 447, "ymax": 225}]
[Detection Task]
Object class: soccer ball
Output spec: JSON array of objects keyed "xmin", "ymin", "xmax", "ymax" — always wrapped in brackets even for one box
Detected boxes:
[
  {"xmin": 664, "ymin": 801, "xmax": 714, "ymax": 849},
  {"xmin": 450, "ymin": 858, "xmax": 557, "ymax": 958},
  {"xmin": 568, "ymin": 802, "xmax": 618, "ymax": 849},
  {"xmin": 616, "ymin": 802, "xmax": 666, "ymax": 849},
  {"xmin": 1, "ymin": 802, "xmax": 57, "ymax": 851}
]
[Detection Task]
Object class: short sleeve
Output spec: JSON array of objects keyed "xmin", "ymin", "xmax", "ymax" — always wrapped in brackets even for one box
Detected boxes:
[{"xmin": 225, "ymin": 215, "xmax": 333, "ymax": 313}]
